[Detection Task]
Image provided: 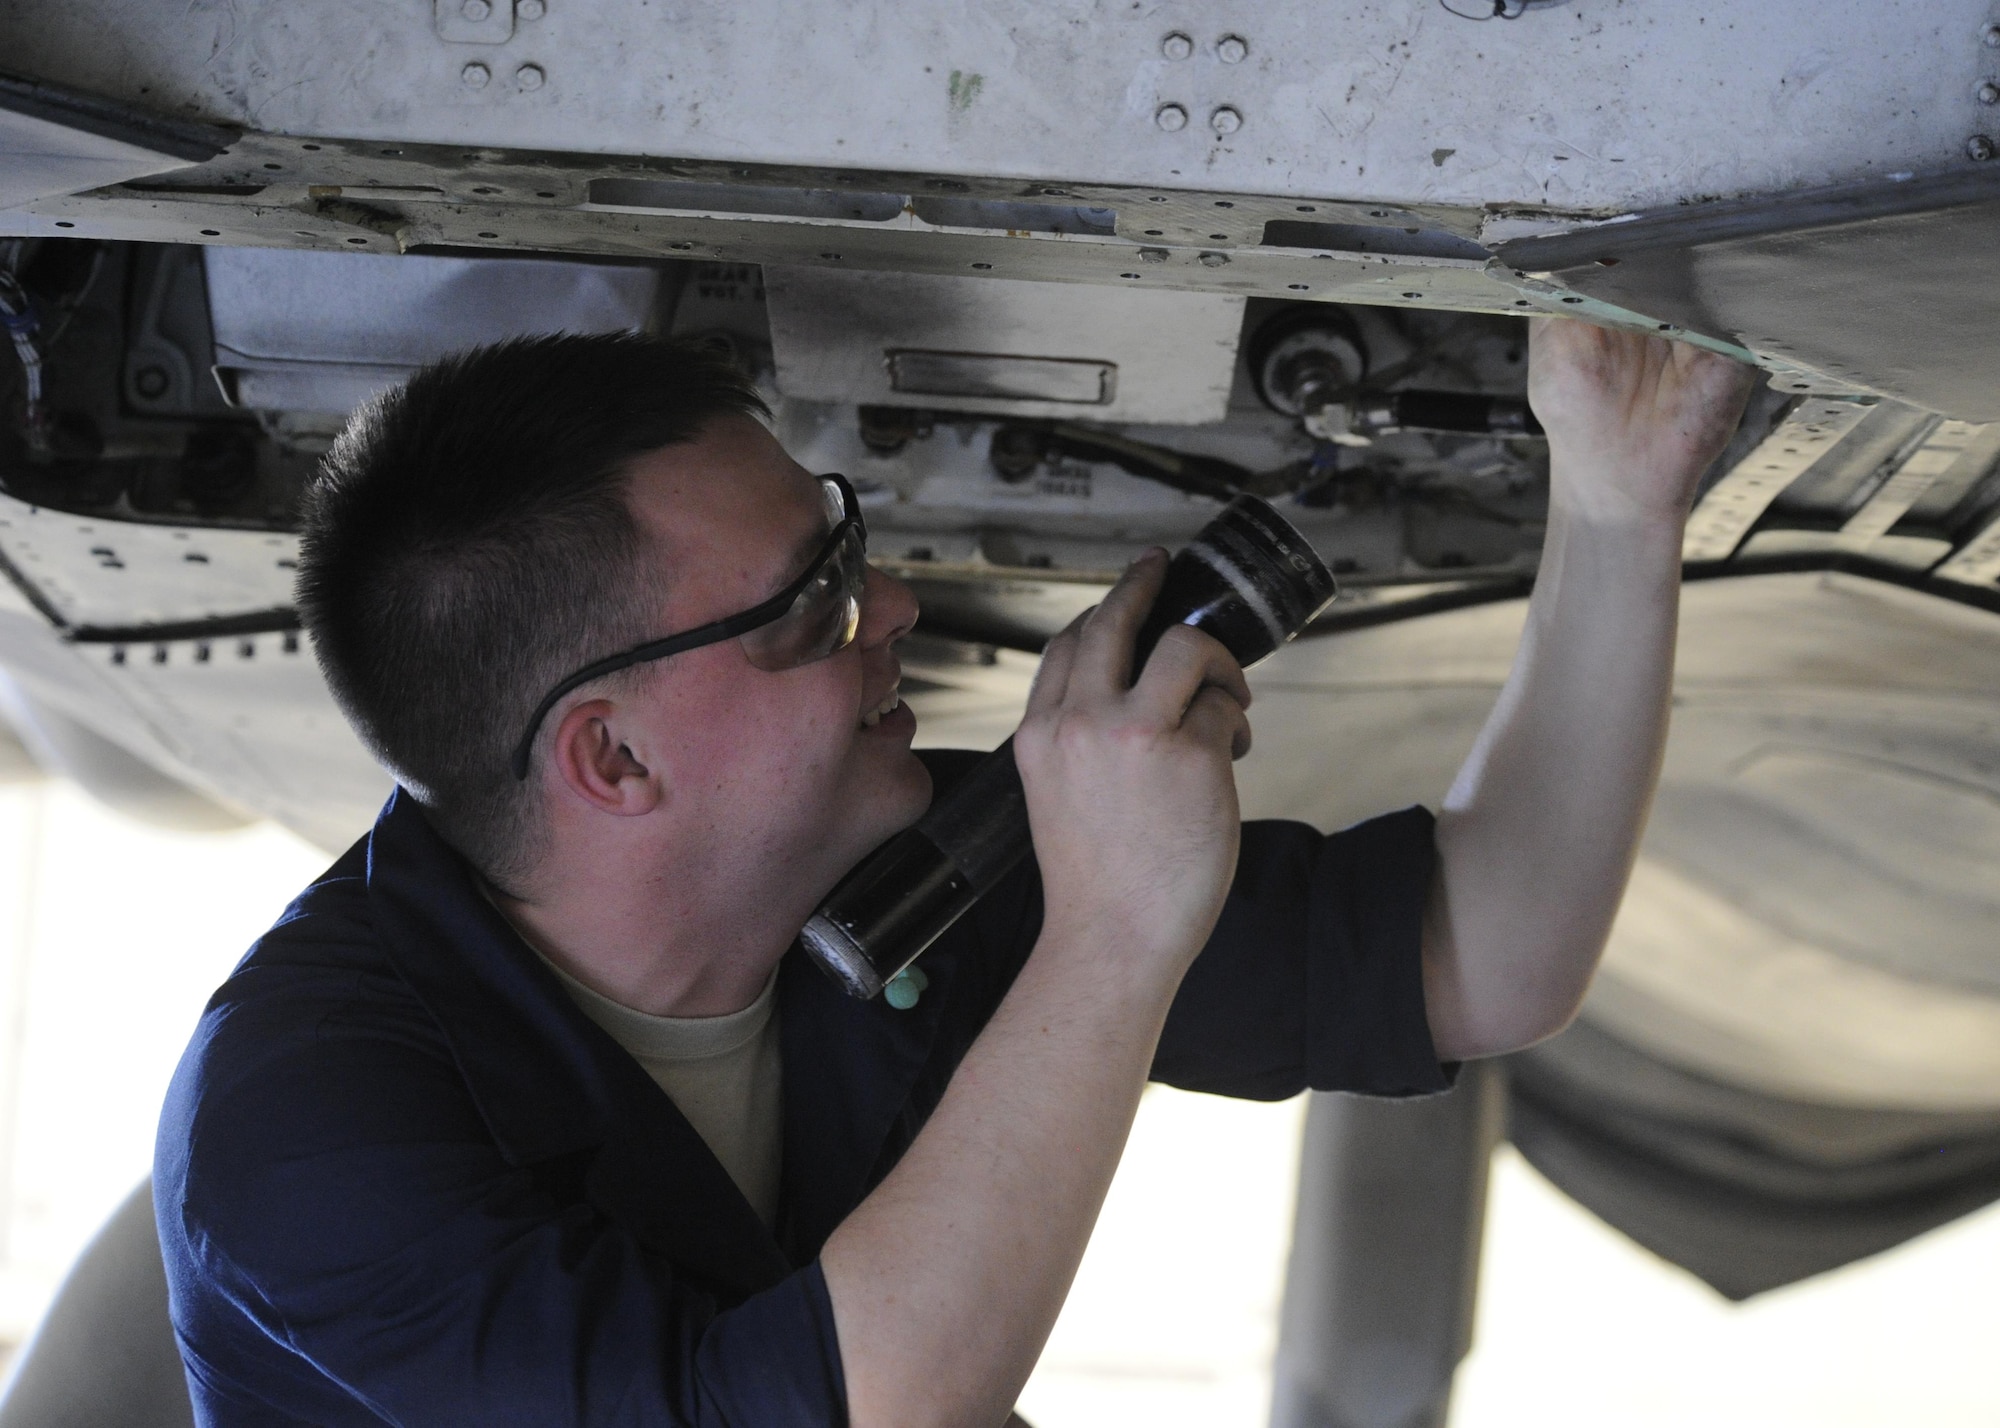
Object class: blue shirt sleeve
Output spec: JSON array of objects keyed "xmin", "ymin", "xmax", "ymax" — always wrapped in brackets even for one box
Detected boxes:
[
  {"xmin": 165, "ymin": 995, "xmax": 846, "ymax": 1428},
  {"xmin": 1150, "ymin": 805, "xmax": 1454, "ymax": 1100}
]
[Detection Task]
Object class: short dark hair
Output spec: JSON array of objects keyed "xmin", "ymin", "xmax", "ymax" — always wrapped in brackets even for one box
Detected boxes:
[{"xmin": 297, "ymin": 332, "xmax": 769, "ymax": 884}]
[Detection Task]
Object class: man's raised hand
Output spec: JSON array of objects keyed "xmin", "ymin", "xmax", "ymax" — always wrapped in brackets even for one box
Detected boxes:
[{"xmin": 1527, "ymin": 317, "xmax": 1756, "ymax": 528}]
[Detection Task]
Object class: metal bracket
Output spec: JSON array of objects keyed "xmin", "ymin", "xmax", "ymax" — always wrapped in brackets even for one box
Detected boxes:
[
  {"xmin": 1683, "ymin": 398, "xmax": 1880, "ymax": 563},
  {"xmin": 433, "ymin": 0, "xmax": 514, "ymax": 45}
]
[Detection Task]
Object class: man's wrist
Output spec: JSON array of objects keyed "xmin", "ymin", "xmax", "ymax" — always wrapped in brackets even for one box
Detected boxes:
[{"xmin": 1544, "ymin": 480, "xmax": 1694, "ymax": 541}]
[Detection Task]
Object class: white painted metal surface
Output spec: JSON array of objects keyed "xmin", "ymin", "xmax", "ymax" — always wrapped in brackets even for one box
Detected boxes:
[{"xmin": 0, "ymin": 0, "xmax": 1990, "ymax": 213}]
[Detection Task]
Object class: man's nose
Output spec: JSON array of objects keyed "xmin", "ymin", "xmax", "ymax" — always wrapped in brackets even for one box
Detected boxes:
[{"xmin": 858, "ymin": 563, "xmax": 919, "ymax": 648}]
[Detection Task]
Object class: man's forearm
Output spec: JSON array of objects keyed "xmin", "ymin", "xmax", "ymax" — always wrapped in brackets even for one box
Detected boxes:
[
  {"xmin": 821, "ymin": 928, "xmax": 1176, "ymax": 1428},
  {"xmin": 1423, "ymin": 499, "xmax": 1685, "ymax": 1060}
]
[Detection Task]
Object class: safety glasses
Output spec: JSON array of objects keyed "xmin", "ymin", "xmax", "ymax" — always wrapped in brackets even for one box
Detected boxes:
[{"xmin": 509, "ymin": 473, "xmax": 867, "ymax": 780}]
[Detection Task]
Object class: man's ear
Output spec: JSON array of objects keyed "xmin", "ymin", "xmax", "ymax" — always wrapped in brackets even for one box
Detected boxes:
[{"xmin": 547, "ymin": 699, "xmax": 664, "ymax": 816}]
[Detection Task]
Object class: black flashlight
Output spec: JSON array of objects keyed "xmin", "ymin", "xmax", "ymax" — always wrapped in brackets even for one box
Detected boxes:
[{"xmin": 801, "ymin": 492, "xmax": 1338, "ymax": 999}]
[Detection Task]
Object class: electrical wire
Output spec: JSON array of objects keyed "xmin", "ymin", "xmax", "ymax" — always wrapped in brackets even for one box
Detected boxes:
[{"xmin": 0, "ymin": 268, "xmax": 51, "ymax": 458}]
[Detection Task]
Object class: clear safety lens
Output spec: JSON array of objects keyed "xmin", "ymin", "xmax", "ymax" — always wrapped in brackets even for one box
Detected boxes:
[{"xmin": 737, "ymin": 525, "xmax": 866, "ymax": 671}]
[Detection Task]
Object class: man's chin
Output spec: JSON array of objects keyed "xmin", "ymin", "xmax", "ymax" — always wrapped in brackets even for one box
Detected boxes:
[{"xmin": 838, "ymin": 747, "xmax": 935, "ymax": 862}]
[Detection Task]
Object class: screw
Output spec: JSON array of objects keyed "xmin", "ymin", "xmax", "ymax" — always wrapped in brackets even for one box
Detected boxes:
[
  {"xmin": 1217, "ymin": 34, "xmax": 1248, "ymax": 63},
  {"xmin": 1981, "ymin": 81, "xmax": 2000, "ymax": 104},
  {"xmin": 1161, "ymin": 31, "xmax": 1193, "ymax": 60},
  {"xmin": 461, "ymin": 61, "xmax": 491, "ymax": 88},
  {"xmin": 1210, "ymin": 105, "xmax": 1242, "ymax": 135},
  {"xmin": 460, "ymin": 0, "xmax": 490, "ymax": 18},
  {"xmin": 518, "ymin": 0, "xmax": 546, "ymax": 15},
  {"xmin": 516, "ymin": 63, "xmax": 545, "ymax": 91},
  {"xmin": 133, "ymin": 366, "xmax": 170, "ymax": 399},
  {"xmin": 1155, "ymin": 103, "xmax": 1188, "ymax": 132},
  {"xmin": 1971, "ymin": 134, "xmax": 1996, "ymax": 161}
]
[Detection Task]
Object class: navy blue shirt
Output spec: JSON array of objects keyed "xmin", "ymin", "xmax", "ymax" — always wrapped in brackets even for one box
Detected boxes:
[{"xmin": 155, "ymin": 750, "xmax": 1448, "ymax": 1426}]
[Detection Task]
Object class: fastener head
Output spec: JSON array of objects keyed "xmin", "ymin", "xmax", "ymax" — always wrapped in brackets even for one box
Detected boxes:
[
  {"xmin": 1210, "ymin": 105, "xmax": 1243, "ymax": 135},
  {"xmin": 460, "ymin": 0, "xmax": 491, "ymax": 19},
  {"xmin": 518, "ymin": 0, "xmax": 546, "ymax": 16},
  {"xmin": 517, "ymin": 63, "xmax": 546, "ymax": 91},
  {"xmin": 461, "ymin": 61, "xmax": 491, "ymax": 88},
  {"xmin": 1199, "ymin": 250, "xmax": 1230, "ymax": 267},
  {"xmin": 1970, "ymin": 134, "xmax": 1996, "ymax": 161},
  {"xmin": 1139, "ymin": 247, "xmax": 1168, "ymax": 263},
  {"xmin": 1980, "ymin": 81, "xmax": 2000, "ymax": 105},
  {"xmin": 1155, "ymin": 103, "xmax": 1188, "ymax": 132},
  {"xmin": 1217, "ymin": 35, "xmax": 1248, "ymax": 63},
  {"xmin": 1986, "ymin": 22, "xmax": 2000, "ymax": 46},
  {"xmin": 1161, "ymin": 31, "xmax": 1193, "ymax": 60}
]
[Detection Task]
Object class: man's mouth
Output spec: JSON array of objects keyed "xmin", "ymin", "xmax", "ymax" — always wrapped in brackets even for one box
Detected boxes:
[{"xmin": 860, "ymin": 685, "xmax": 902, "ymax": 729}]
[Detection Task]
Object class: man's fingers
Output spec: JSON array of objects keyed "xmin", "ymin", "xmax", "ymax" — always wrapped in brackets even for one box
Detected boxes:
[
  {"xmin": 1072, "ymin": 550, "xmax": 1168, "ymax": 696},
  {"xmin": 1183, "ymin": 683, "xmax": 1253, "ymax": 762},
  {"xmin": 1129, "ymin": 624, "xmax": 1251, "ymax": 728},
  {"xmin": 1025, "ymin": 613, "xmax": 1088, "ymax": 721}
]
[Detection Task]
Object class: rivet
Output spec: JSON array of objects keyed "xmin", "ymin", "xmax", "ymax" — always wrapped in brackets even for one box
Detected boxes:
[
  {"xmin": 1161, "ymin": 31, "xmax": 1194, "ymax": 60},
  {"xmin": 518, "ymin": 0, "xmax": 546, "ymax": 16},
  {"xmin": 1979, "ymin": 81, "xmax": 2000, "ymax": 104},
  {"xmin": 1155, "ymin": 103, "xmax": 1188, "ymax": 132},
  {"xmin": 1199, "ymin": 251, "xmax": 1229, "ymax": 267},
  {"xmin": 460, "ymin": 0, "xmax": 490, "ymax": 19},
  {"xmin": 461, "ymin": 62, "xmax": 491, "ymax": 88},
  {"xmin": 1217, "ymin": 35, "xmax": 1248, "ymax": 63},
  {"xmin": 516, "ymin": 63, "xmax": 545, "ymax": 91},
  {"xmin": 1970, "ymin": 134, "xmax": 1996, "ymax": 161},
  {"xmin": 1210, "ymin": 106, "xmax": 1243, "ymax": 135},
  {"xmin": 1985, "ymin": 22, "xmax": 2000, "ymax": 46},
  {"xmin": 1138, "ymin": 247, "xmax": 1168, "ymax": 262}
]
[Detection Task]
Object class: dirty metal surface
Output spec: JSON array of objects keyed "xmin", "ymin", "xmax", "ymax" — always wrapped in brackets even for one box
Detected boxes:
[{"xmin": 0, "ymin": 0, "xmax": 1988, "ymax": 214}]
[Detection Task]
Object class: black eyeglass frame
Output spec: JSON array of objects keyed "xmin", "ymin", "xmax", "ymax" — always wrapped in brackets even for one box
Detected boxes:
[{"xmin": 508, "ymin": 473, "xmax": 865, "ymax": 781}]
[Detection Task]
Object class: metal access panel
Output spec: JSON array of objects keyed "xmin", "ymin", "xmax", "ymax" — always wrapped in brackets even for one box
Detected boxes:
[
  {"xmin": 204, "ymin": 248, "xmax": 662, "ymax": 413},
  {"xmin": 764, "ymin": 267, "xmax": 1245, "ymax": 423}
]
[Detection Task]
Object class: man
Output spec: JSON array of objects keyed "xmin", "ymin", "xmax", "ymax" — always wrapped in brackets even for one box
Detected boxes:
[{"xmin": 156, "ymin": 316, "xmax": 1750, "ymax": 1426}]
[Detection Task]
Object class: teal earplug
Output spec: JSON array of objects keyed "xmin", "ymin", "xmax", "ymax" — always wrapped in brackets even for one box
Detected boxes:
[{"xmin": 884, "ymin": 964, "xmax": 929, "ymax": 1010}]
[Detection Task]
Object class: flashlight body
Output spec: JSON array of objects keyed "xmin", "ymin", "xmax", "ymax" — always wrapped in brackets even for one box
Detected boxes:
[{"xmin": 801, "ymin": 493, "xmax": 1337, "ymax": 1000}]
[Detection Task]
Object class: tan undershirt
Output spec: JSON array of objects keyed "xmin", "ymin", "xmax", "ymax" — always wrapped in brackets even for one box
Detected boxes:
[{"xmin": 538, "ymin": 956, "xmax": 784, "ymax": 1228}]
